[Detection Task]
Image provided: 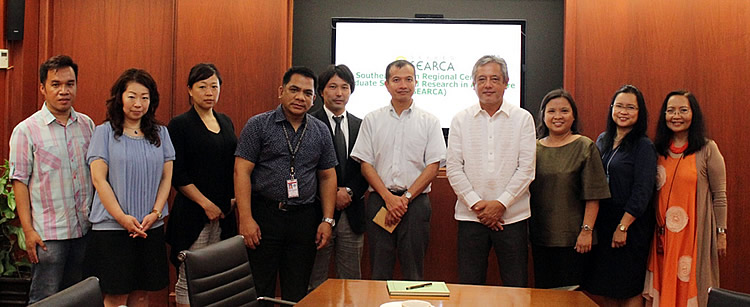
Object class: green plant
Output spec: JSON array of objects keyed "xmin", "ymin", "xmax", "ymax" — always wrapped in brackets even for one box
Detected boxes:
[{"xmin": 0, "ymin": 160, "xmax": 30, "ymax": 277}]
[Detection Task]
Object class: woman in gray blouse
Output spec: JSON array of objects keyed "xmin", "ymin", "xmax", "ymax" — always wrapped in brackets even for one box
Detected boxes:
[{"xmin": 529, "ymin": 89, "xmax": 610, "ymax": 289}]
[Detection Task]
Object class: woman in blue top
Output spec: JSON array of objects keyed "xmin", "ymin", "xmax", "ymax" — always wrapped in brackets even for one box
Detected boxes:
[
  {"xmin": 85, "ymin": 68, "xmax": 175, "ymax": 307},
  {"xmin": 582, "ymin": 85, "xmax": 656, "ymax": 307}
]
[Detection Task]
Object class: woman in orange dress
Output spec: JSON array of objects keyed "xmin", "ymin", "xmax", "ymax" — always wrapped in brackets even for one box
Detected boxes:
[{"xmin": 644, "ymin": 90, "xmax": 728, "ymax": 306}]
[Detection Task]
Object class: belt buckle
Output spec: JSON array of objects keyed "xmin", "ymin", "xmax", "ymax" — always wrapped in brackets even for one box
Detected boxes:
[
  {"xmin": 278, "ymin": 201, "xmax": 288, "ymax": 212},
  {"xmin": 388, "ymin": 188, "xmax": 406, "ymax": 196}
]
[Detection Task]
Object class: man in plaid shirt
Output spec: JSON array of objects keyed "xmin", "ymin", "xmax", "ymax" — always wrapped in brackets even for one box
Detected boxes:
[{"xmin": 9, "ymin": 55, "xmax": 95, "ymax": 303}]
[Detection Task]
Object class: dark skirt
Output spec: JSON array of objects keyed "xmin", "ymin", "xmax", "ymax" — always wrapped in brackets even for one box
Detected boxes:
[
  {"xmin": 582, "ymin": 201, "xmax": 655, "ymax": 298},
  {"xmin": 532, "ymin": 244, "xmax": 591, "ymax": 289},
  {"xmin": 84, "ymin": 226, "xmax": 169, "ymax": 294}
]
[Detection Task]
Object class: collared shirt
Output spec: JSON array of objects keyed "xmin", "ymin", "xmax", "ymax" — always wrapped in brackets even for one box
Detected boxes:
[
  {"xmin": 8, "ymin": 103, "xmax": 95, "ymax": 241},
  {"xmin": 446, "ymin": 102, "xmax": 536, "ymax": 224},
  {"xmin": 235, "ymin": 105, "xmax": 338, "ymax": 205},
  {"xmin": 323, "ymin": 105, "xmax": 349, "ymax": 156},
  {"xmin": 350, "ymin": 102, "xmax": 446, "ymax": 193}
]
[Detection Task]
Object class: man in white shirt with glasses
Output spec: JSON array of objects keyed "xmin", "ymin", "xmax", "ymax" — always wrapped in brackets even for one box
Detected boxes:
[
  {"xmin": 446, "ymin": 55, "xmax": 536, "ymax": 287},
  {"xmin": 351, "ymin": 59, "xmax": 446, "ymax": 280}
]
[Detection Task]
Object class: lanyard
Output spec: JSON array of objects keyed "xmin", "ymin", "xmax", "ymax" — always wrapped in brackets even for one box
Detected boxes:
[
  {"xmin": 282, "ymin": 119, "xmax": 308, "ymax": 179},
  {"xmin": 605, "ymin": 146, "xmax": 620, "ymax": 181}
]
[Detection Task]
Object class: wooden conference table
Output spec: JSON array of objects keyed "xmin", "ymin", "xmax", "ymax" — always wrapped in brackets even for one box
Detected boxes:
[{"xmin": 296, "ymin": 279, "xmax": 598, "ymax": 306}]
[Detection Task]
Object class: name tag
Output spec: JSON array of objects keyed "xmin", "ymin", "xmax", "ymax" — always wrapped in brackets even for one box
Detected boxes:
[{"xmin": 287, "ymin": 178, "xmax": 299, "ymax": 198}]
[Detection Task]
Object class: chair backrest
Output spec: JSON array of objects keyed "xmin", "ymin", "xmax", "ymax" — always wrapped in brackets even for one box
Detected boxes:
[
  {"xmin": 708, "ymin": 287, "xmax": 750, "ymax": 307},
  {"xmin": 180, "ymin": 235, "xmax": 259, "ymax": 307},
  {"xmin": 29, "ymin": 276, "xmax": 103, "ymax": 307}
]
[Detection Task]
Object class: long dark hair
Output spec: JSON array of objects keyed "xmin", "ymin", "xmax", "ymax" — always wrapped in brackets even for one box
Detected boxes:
[
  {"xmin": 601, "ymin": 85, "xmax": 648, "ymax": 152},
  {"xmin": 106, "ymin": 68, "xmax": 162, "ymax": 147},
  {"xmin": 536, "ymin": 88, "xmax": 580, "ymax": 138},
  {"xmin": 654, "ymin": 90, "xmax": 707, "ymax": 157}
]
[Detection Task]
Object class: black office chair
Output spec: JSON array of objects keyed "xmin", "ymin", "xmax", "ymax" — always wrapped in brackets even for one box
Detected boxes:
[
  {"xmin": 708, "ymin": 287, "xmax": 750, "ymax": 307},
  {"xmin": 178, "ymin": 235, "xmax": 296, "ymax": 307},
  {"xmin": 29, "ymin": 276, "xmax": 103, "ymax": 307}
]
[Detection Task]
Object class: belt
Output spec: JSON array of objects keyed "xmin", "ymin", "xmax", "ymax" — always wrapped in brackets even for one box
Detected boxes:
[
  {"xmin": 388, "ymin": 189, "xmax": 407, "ymax": 196},
  {"xmin": 252, "ymin": 193, "xmax": 313, "ymax": 212}
]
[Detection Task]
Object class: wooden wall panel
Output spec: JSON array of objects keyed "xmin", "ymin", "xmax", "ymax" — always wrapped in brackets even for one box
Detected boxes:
[
  {"xmin": 2, "ymin": 0, "xmax": 43, "ymax": 163},
  {"xmin": 48, "ymin": 0, "xmax": 175, "ymax": 125},
  {"xmin": 174, "ymin": 0, "xmax": 292, "ymax": 134},
  {"xmin": 1, "ymin": 0, "xmax": 4, "ymax": 158},
  {"xmin": 2, "ymin": 0, "xmax": 9, "ymax": 160},
  {"xmin": 565, "ymin": 0, "xmax": 750, "ymax": 293}
]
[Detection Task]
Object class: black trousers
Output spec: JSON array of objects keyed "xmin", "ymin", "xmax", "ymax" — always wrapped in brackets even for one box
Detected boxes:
[
  {"xmin": 457, "ymin": 220, "xmax": 529, "ymax": 287},
  {"xmin": 246, "ymin": 196, "xmax": 318, "ymax": 305},
  {"xmin": 366, "ymin": 193, "xmax": 431, "ymax": 280}
]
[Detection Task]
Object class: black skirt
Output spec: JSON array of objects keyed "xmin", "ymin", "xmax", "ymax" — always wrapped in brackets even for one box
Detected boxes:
[{"xmin": 83, "ymin": 226, "xmax": 169, "ymax": 294}]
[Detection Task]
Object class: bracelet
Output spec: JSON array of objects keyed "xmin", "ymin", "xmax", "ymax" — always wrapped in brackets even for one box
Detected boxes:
[
  {"xmin": 717, "ymin": 227, "xmax": 726, "ymax": 234},
  {"xmin": 151, "ymin": 209, "xmax": 162, "ymax": 219}
]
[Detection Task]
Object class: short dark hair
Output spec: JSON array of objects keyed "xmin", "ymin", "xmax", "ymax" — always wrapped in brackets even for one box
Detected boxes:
[
  {"xmin": 536, "ymin": 88, "xmax": 580, "ymax": 138},
  {"xmin": 385, "ymin": 60, "xmax": 415, "ymax": 80},
  {"xmin": 317, "ymin": 64, "xmax": 355, "ymax": 97},
  {"xmin": 654, "ymin": 90, "xmax": 708, "ymax": 157},
  {"xmin": 106, "ymin": 68, "xmax": 162, "ymax": 147},
  {"xmin": 282, "ymin": 66, "xmax": 317, "ymax": 91},
  {"xmin": 601, "ymin": 84, "xmax": 649, "ymax": 152},
  {"xmin": 39, "ymin": 55, "xmax": 78, "ymax": 84},
  {"xmin": 188, "ymin": 63, "xmax": 223, "ymax": 88}
]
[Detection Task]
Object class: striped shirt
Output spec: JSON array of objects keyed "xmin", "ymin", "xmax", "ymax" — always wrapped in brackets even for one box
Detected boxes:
[{"xmin": 8, "ymin": 103, "xmax": 95, "ymax": 241}]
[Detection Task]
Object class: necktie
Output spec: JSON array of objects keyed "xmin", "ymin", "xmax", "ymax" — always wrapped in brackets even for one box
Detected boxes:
[{"xmin": 333, "ymin": 116, "xmax": 347, "ymax": 181}]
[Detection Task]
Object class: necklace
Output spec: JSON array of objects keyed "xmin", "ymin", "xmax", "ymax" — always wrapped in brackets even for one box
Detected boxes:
[
  {"xmin": 544, "ymin": 131, "xmax": 574, "ymax": 147},
  {"xmin": 124, "ymin": 126, "xmax": 141, "ymax": 135},
  {"xmin": 670, "ymin": 140, "xmax": 688, "ymax": 154}
]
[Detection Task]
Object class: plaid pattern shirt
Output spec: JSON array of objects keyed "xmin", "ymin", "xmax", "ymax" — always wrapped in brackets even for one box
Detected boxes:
[{"xmin": 9, "ymin": 104, "xmax": 95, "ymax": 241}]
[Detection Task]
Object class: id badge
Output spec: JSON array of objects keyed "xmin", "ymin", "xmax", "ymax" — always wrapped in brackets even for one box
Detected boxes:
[{"xmin": 287, "ymin": 178, "xmax": 299, "ymax": 198}]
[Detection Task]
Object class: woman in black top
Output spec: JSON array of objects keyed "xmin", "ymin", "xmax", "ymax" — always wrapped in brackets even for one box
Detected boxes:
[
  {"xmin": 582, "ymin": 85, "xmax": 656, "ymax": 307},
  {"xmin": 165, "ymin": 63, "xmax": 237, "ymax": 307}
]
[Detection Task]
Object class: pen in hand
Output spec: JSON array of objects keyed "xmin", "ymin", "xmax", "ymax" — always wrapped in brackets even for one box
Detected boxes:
[{"xmin": 406, "ymin": 282, "xmax": 432, "ymax": 290}]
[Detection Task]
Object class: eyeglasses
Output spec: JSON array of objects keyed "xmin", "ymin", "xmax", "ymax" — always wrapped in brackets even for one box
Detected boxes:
[
  {"xmin": 612, "ymin": 104, "xmax": 638, "ymax": 113},
  {"xmin": 665, "ymin": 107, "xmax": 691, "ymax": 116},
  {"xmin": 475, "ymin": 76, "xmax": 504, "ymax": 85}
]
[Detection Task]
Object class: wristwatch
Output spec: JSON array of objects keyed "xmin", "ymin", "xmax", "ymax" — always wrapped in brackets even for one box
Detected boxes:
[
  {"xmin": 618, "ymin": 223, "xmax": 628, "ymax": 232},
  {"xmin": 404, "ymin": 191, "xmax": 413, "ymax": 202},
  {"xmin": 322, "ymin": 217, "xmax": 336, "ymax": 227},
  {"xmin": 581, "ymin": 224, "xmax": 593, "ymax": 231},
  {"xmin": 345, "ymin": 187, "xmax": 353, "ymax": 197},
  {"xmin": 151, "ymin": 209, "xmax": 162, "ymax": 219}
]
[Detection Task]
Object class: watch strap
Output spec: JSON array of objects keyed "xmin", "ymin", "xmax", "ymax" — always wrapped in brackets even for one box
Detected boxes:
[{"xmin": 322, "ymin": 217, "xmax": 335, "ymax": 227}]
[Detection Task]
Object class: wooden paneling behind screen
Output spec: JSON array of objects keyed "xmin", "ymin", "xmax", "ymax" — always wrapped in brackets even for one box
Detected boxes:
[
  {"xmin": 174, "ymin": 0, "xmax": 292, "ymax": 133},
  {"xmin": 48, "ymin": 0, "xmax": 174, "ymax": 124},
  {"xmin": 1, "ymin": 0, "xmax": 291, "ymax": 144}
]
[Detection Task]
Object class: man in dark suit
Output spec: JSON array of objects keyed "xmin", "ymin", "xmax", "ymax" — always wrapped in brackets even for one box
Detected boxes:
[{"xmin": 308, "ymin": 64, "xmax": 369, "ymax": 290}]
